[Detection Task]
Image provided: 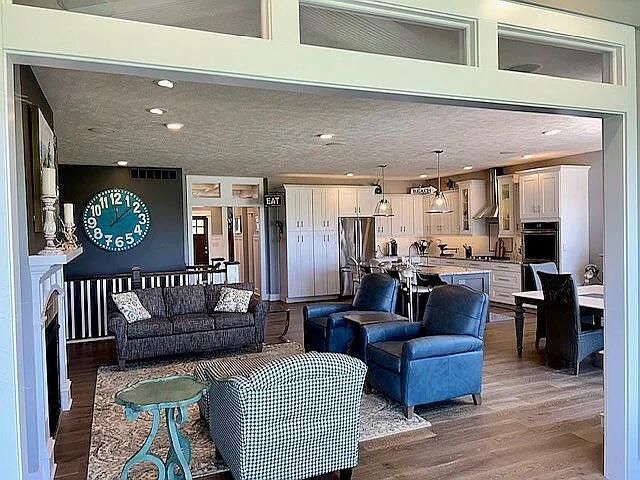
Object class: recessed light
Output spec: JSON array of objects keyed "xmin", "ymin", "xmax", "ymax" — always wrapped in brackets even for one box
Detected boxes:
[
  {"xmin": 156, "ymin": 79, "xmax": 174, "ymax": 88},
  {"xmin": 522, "ymin": 154, "xmax": 535, "ymax": 159},
  {"xmin": 543, "ymin": 129, "xmax": 562, "ymax": 136},
  {"xmin": 116, "ymin": 161, "xmax": 128, "ymax": 167},
  {"xmin": 318, "ymin": 133, "xmax": 334, "ymax": 140},
  {"xmin": 463, "ymin": 166, "xmax": 473, "ymax": 170},
  {"xmin": 345, "ymin": 172, "xmax": 354, "ymax": 177},
  {"xmin": 147, "ymin": 108, "xmax": 165, "ymax": 115},
  {"xmin": 420, "ymin": 174, "xmax": 428, "ymax": 178},
  {"xmin": 165, "ymin": 122, "xmax": 184, "ymax": 131}
]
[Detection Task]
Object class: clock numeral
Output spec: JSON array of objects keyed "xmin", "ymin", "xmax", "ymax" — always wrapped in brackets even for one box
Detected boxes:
[
  {"xmin": 87, "ymin": 217, "xmax": 97, "ymax": 228},
  {"xmin": 115, "ymin": 236, "xmax": 125, "ymax": 248},
  {"xmin": 138, "ymin": 214, "xmax": 147, "ymax": 225},
  {"xmin": 104, "ymin": 234, "xmax": 113, "ymax": 246},
  {"xmin": 134, "ymin": 224, "xmax": 142, "ymax": 236},
  {"xmin": 99, "ymin": 197, "xmax": 108, "ymax": 209},
  {"xmin": 125, "ymin": 195, "xmax": 131, "ymax": 207},
  {"xmin": 133, "ymin": 201, "xmax": 141, "ymax": 214},
  {"xmin": 90, "ymin": 205, "xmax": 102, "ymax": 217},
  {"xmin": 125, "ymin": 233, "xmax": 134, "ymax": 245},
  {"xmin": 93, "ymin": 228, "xmax": 103, "ymax": 240},
  {"xmin": 110, "ymin": 192, "xmax": 122, "ymax": 205}
]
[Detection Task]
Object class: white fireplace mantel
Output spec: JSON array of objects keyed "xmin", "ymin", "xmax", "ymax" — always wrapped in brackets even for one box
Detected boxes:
[{"xmin": 27, "ymin": 247, "xmax": 82, "ymax": 480}]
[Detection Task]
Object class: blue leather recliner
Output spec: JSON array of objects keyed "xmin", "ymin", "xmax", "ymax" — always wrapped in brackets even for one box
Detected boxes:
[
  {"xmin": 303, "ymin": 273, "xmax": 400, "ymax": 354},
  {"xmin": 360, "ymin": 284, "xmax": 489, "ymax": 419}
]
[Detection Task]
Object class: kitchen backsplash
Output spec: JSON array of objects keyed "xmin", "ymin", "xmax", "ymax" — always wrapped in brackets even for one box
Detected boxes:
[{"xmin": 377, "ymin": 234, "xmax": 521, "ymax": 260}]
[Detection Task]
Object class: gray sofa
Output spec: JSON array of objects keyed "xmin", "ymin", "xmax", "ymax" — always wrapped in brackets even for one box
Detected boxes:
[{"xmin": 107, "ymin": 282, "xmax": 266, "ymax": 368}]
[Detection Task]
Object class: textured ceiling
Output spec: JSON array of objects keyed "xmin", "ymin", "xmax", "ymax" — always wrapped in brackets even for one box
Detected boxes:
[{"xmin": 31, "ymin": 66, "xmax": 602, "ymax": 179}]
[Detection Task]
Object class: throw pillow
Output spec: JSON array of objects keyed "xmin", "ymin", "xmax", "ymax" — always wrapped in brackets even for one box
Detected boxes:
[
  {"xmin": 112, "ymin": 292, "xmax": 151, "ymax": 323},
  {"xmin": 214, "ymin": 287, "xmax": 253, "ymax": 313}
]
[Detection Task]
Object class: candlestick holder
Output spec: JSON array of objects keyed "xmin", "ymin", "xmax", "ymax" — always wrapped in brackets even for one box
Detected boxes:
[
  {"xmin": 39, "ymin": 194, "xmax": 63, "ymax": 255},
  {"xmin": 57, "ymin": 219, "xmax": 80, "ymax": 251}
]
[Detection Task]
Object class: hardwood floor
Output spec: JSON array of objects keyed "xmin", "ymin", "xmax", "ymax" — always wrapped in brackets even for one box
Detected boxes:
[{"xmin": 54, "ymin": 303, "xmax": 604, "ymax": 480}]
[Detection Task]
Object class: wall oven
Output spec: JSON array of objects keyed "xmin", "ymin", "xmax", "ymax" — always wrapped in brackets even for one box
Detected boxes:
[{"xmin": 521, "ymin": 222, "xmax": 559, "ymax": 266}]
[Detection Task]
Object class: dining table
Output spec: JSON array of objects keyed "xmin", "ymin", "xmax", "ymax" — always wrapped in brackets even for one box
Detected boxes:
[{"xmin": 512, "ymin": 284, "xmax": 604, "ymax": 357}]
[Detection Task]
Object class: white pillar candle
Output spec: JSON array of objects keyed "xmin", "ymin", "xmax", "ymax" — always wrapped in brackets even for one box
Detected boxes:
[
  {"xmin": 41, "ymin": 167, "xmax": 57, "ymax": 197},
  {"xmin": 63, "ymin": 203, "xmax": 74, "ymax": 227}
]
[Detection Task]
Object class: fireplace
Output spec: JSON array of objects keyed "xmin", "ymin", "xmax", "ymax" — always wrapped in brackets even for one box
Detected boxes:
[{"xmin": 44, "ymin": 293, "xmax": 61, "ymax": 438}]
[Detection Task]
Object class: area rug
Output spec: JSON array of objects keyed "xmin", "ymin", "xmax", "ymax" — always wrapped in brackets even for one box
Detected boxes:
[{"xmin": 88, "ymin": 343, "xmax": 434, "ymax": 479}]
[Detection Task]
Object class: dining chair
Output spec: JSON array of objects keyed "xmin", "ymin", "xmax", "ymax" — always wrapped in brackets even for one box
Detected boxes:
[
  {"xmin": 525, "ymin": 262, "xmax": 558, "ymax": 349},
  {"xmin": 538, "ymin": 272, "xmax": 604, "ymax": 376}
]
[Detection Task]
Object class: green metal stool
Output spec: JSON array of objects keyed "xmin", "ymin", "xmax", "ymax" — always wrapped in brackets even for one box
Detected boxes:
[{"xmin": 115, "ymin": 375, "xmax": 207, "ymax": 480}]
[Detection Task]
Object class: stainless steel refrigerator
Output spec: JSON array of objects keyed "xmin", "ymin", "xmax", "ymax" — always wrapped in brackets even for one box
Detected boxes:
[{"xmin": 339, "ymin": 217, "xmax": 376, "ymax": 296}]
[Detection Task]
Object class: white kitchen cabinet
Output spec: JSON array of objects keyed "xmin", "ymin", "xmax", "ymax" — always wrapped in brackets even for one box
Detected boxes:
[
  {"xmin": 338, "ymin": 187, "xmax": 377, "ymax": 217},
  {"xmin": 389, "ymin": 194, "xmax": 416, "ymax": 237},
  {"xmin": 375, "ymin": 215, "xmax": 393, "ymax": 236},
  {"xmin": 518, "ymin": 169, "xmax": 560, "ymax": 221},
  {"xmin": 313, "ymin": 230, "xmax": 340, "ymax": 295},
  {"xmin": 412, "ymin": 196, "xmax": 424, "ymax": 236},
  {"xmin": 286, "ymin": 231, "xmax": 314, "ymax": 298},
  {"xmin": 313, "ymin": 187, "xmax": 339, "ymax": 231},
  {"xmin": 497, "ymin": 175, "xmax": 516, "ymax": 237},
  {"xmin": 285, "ymin": 186, "xmax": 314, "ymax": 231},
  {"xmin": 427, "ymin": 191, "xmax": 458, "ymax": 236},
  {"xmin": 458, "ymin": 181, "xmax": 487, "ymax": 236}
]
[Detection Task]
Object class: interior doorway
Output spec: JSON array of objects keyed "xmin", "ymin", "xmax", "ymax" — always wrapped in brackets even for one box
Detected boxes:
[{"xmin": 192, "ymin": 216, "xmax": 209, "ymax": 265}]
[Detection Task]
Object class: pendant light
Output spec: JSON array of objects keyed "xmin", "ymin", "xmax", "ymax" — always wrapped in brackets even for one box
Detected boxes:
[
  {"xmin": 426, "ymin": 150, "xmax": 453, "ymax": 214},
  {"xmin": 374, "ymin": 164, "xmax": 393, "ymax": 217}
]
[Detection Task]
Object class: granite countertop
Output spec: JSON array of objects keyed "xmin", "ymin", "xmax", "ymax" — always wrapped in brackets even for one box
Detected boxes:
[
  {"xmin": 375, "ymin": 255, "xmax": 521, "ymax": 265},
  {"xmin": 414, "ymin": 265, "xmax": 491, "ymax": 276}
]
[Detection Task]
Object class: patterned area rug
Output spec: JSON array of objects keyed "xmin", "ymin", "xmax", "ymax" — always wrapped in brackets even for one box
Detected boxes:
[{"xmin": 88, "ymin": 343, "xmax": 434, "ymax": 479}]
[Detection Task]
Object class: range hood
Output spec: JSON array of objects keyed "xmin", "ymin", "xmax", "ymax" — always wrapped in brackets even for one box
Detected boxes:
[{"xmin": 474, "ymin": 168, "xmax": 502, "ymax": 219}]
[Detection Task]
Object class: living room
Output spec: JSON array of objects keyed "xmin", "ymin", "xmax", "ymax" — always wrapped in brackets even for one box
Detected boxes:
[{"xmin": 4, "ymin": 2, "xmax": 639, "ymax": 480}]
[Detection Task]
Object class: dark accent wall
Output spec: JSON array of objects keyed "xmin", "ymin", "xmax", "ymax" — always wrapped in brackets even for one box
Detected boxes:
[
  {"xmin": 16, "ymin": 65, "xmax": 53, "ymax": 254},
  {"xmin": 59, "ymin": 165, "xmax": 186, "ymax": 278}
]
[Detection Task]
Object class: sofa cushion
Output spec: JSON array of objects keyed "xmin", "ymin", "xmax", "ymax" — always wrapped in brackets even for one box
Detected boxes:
[
  {"xmin": 111, "ymin": 292, "xmax": 151, "ymax": 323},
  {"xmin": 404, "ymin": 335, "xmax": 483, "ymax": 360},
  {"xmin": 205, "ymin": 282, "xmax": 254, "ymax": 313},
  {"xmin": 171, "ymin": 314, "xmax": 216, "ymax": 334},
  {"xmin": 211, "ymin": 312, "xmax": 255, "ymax": 329},
  {"xmin": 367, "ymin": 341, "xmax": 404, "ymax": 373},
  {"xmin": 214, "ymin": 287, "xmax": 253, "ymax": 313},
  {"xmin": 134, "ymin": 288, "xmax": 167, "ymax": 318},
  {"xmin": 127, "ymin": 317, "xmax": 173, "ymax": 339},
  {"xmin": 163, "ymin": 285, "xmax": 206, "ymax": 317}
]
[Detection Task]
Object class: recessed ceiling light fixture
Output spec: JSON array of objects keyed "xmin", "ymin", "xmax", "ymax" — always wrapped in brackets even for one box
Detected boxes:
[
  {"xmin": 522, "ymin": 154, "xmax": 535, "ymax": 159},
  {"xmin": 116, "ymin": 161, "xmax": 128, "ymax": 167},
  {"xmin": 318, "ymin": 133, "xmax": 334, "ymax": 140},
  {"xmin": 147, "ymin": 107, "xmax": 165, "ymax": 115},
  {"xmin": 543, "ymin": 129, "xmax": 562, "ymax": 136},
  {"xmin": 420, "ymin": 174, "xmax": 428, "ymax": 178},
  {"xmin": 165, "ymin": 122, "xmax": 184, "ymax": 131},
  {"xmin": 463, "ymin": 165, "xmax": 473, "ymax": 170},
  {"xmin": 156, "ymin": 79, "xmax": 174, "ymax": 88},
  {"xmin": 345, "ymin": 172, "xmax": 354, "ymax": 177}
]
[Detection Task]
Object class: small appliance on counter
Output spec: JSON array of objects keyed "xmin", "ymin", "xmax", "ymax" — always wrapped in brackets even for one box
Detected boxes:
[
  {"xmin": 389, "ymin": 238, "xmax": 398, "ymax": 257},
  {"xmin": 463, "ymin": 244, "xmax": 473, "ymax": 258},
  {"xmin": 437, "ymin": 244, "xmax": 459, "ymax": 257},
  {"xmin": 415, "ymin": 239, "xmax": 431, "ymax": 256}
]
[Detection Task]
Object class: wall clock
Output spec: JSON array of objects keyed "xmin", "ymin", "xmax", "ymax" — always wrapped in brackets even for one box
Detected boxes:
[{"xmin": 82, "ymin": 188, "xmax": 151, "ymax": 252}]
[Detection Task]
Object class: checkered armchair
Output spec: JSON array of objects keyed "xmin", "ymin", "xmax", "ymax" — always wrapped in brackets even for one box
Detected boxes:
[{"xmin": 200, "ymin": 352, "xmax": 366, "ymax": 480}]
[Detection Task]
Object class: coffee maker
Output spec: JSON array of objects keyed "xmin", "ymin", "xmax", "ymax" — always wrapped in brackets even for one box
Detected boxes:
[{"xmin": 389, "ymin": 238, "xmax": 398, "ymax": 257}]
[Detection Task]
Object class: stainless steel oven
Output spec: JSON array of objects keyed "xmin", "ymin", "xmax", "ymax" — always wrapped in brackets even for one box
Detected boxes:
[{"xmin": 521, "ymin": 222, "xmax": 559, "ymax": 266}]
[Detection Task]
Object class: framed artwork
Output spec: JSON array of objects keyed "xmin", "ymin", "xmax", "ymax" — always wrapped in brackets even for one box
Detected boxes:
[{"xmin": 31, "ymin": 108, "xmax": 57, "ymax": 232}]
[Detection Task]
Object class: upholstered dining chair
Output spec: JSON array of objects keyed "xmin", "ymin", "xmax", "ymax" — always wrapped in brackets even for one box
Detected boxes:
[
  {"xmin": 303, "ymin": 273, "xmax": 400, "ymax": 354},
  {"xmin": 524, "ymin": 262, "xmax": 558, "ymax": 349},
  {"xmin": 359, "ymin": 284, "xmax": 489, "ymax": 419},
  {"xmin": 538, "ymin": 272, "xmax": 604, "ymax": 375}
]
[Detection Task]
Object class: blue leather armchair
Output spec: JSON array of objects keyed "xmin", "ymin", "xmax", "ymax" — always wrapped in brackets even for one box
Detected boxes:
[
  {"xmin": 304, "ymin": 273, "xmax": 400, "ymax": 354},
  {"xmin": 360, "ymin": 284, "xmax": 489, "ymax": 418}
]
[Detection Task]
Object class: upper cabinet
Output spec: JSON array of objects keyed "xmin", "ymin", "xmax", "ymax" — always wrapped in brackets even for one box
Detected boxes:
[
  {"xmin": 497, "ymin": 175, "xmax": 516, "ymax": 237},
  {"xmin": 383, "ymin": 194, "xmax": 423, "ymax": 237},
  {"xmin": 426, "ymin": 191, "xmax": 459, "ymax": 236},
  {"xmin": 285, "ymin": 186, "xmax": 314, "ymax": 231},
  {"xmin": 312, "ymin": 187, "xmax": 339, "ymax": 231},
  {"xmin": 338, "ymin": 186, "xmax": 378, "ymax": 217},
  {"xmin": 518, "ymin": 166, "xmax": 590, "ymax": 222},
  {"xmin": 518, "ymin": 168, "xmax": 561, "ymax": 221},
  {"xmin": 457, "ymin": 180, "xmax": 487, "ymax": 236}
]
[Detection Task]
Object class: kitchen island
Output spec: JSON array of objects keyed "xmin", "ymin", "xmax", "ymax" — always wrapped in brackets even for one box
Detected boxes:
[{"xmin": 413, "ymin": 265, "xmax": 490, "ymax": 295}]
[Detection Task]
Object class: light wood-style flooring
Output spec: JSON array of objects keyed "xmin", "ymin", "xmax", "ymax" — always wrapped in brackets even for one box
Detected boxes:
[{"xmin": 54, "ymin": 303, "xmax": 604, "ymax": 480}]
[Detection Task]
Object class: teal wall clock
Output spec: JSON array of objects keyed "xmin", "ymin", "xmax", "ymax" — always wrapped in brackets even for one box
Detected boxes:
[{"xmin": 82, "ymin": 188, "xmax": 151, "ymax": 252}]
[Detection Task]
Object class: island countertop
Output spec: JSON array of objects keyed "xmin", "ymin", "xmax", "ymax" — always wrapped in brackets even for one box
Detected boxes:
[{"xmin": 413, "ymin": 265, "xmax": 491, "ymax": 276}]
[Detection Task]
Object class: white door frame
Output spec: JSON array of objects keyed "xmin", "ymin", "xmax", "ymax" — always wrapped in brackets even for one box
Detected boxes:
[
  {"xmin": 185, "ymin": 175, "xmax": 268, "ymax": 297},
  {"xmin": 0, "ymin": 1, "xmax": 637, "ymax": 479}
]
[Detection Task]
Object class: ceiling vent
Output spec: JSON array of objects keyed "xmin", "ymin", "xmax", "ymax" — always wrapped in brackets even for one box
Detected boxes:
[{"xmin": 130, "ymin": 168, "xmax": 178, "ymax": 180}]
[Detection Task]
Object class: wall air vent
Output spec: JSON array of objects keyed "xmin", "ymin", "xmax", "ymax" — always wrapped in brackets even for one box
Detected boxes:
[{"xmin": 130, "ymin": 168, "xmax": 178, "ymax": 180}]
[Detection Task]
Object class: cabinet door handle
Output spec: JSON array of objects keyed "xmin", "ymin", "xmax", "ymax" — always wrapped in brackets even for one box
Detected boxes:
[
  {"xmin": 301, "ymin": 220, "xmax": 304, "ymax": 228},
  {"xmin": 296, "ymin": 221, "xmax": 299, "ymax": 228}
]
